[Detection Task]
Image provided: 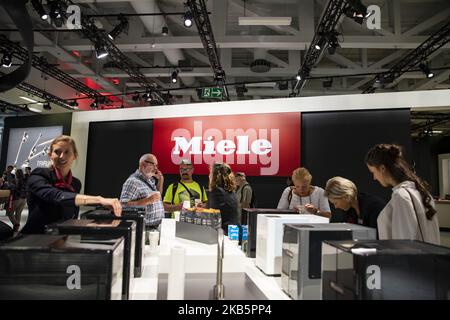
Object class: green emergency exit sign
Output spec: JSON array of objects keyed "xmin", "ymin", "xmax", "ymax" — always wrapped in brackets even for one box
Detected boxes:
[{"xmin": 200, "ymin": 87, "xmax": 223, "ymax": 99}]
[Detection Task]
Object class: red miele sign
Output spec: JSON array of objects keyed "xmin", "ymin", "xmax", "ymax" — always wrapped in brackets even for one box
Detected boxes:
[{"xmin": 152, "ymin": 113, "xmax": 301, "ymax": 176}]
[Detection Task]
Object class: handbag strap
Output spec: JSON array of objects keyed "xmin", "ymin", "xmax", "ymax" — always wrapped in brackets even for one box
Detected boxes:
[{"xmin": 404, "ymin": 188, "xmax": 424, "ymax": 242}]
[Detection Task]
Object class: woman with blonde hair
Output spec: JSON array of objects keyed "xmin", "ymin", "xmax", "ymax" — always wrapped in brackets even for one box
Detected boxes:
[
  {"xmin": 324, "ymin": 176, "xmax": 385, "ymax": 228},
  {"xmin": 277, "ymin": 167, "xmax": 331, "ymax": 217},
  {"xmin": 208, "ymin": 162, "xmax": 239, "ymax": 235},
  {"xmin": 21, "ymin": 135, "xmax": 122, "ymax": 234}
]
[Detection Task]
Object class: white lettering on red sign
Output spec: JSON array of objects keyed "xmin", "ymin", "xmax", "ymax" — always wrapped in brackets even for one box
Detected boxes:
[{"xmin": 171, "ymin": 121, "xmax": 279, "ymax": 175}]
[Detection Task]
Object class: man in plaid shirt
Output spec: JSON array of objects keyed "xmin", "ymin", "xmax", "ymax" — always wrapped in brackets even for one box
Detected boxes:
[{"xmin": 120, "ymin": 154, "xmax": 165, "ymax": 229}]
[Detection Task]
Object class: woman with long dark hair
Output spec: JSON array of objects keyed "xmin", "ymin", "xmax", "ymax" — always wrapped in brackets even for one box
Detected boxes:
[
  {"xmin": 365, "ymin": 144, "xmax": 440, "ymax": 244},
  {"xmin": 208, "ymin": 163, "xmax": 239, "ymax": 235}
]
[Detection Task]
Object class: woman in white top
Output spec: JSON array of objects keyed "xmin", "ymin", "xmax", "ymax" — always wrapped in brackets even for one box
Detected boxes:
[
  {"xmin": 277, "ymin": 167, "xmax": 331, "ymax": 218},
  {"xmin": 366, "ymin": 144, "xmax": 440, "ymax": 244}
]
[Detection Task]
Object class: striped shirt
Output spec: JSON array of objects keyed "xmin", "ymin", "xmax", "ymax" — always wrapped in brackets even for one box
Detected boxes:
[{"xmin": 120, "ymin": 170, "xmax": 164, "ymax": 226}]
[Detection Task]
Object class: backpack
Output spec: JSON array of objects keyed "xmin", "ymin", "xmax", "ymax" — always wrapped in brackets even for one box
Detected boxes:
[
  {"xmin": 240, "ymin": 183, "xmax": 257, "ymax": 208},
  {"xmin": 171, "ymin": 181, "xmax": 206, "ymax": 205}
]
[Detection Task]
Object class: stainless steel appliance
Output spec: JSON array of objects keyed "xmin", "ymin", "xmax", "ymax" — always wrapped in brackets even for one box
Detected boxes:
[
  {"xmin": 0, "ymin": 234, "xmax": 123, "ymax": 299},
  {"xmin": 321, "ymin": 240, "xmax": 450, "ymax": 300}
]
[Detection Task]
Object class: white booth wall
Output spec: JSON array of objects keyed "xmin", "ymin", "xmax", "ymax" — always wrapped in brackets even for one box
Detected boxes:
[{"xmin": 70, "ymin": 89, "xmax": 450, "ymax": 192}]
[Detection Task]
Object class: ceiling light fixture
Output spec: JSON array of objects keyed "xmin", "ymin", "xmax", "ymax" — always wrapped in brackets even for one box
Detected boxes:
[
  {"xmin": 183, "ymin": 10, "xmax": 193, "ymax": 28},
  {"xmin": 108, "ymin": 15, "xmax": 129, "ymax": 41},
  {"xmin": 238, "ymin": 17, "xmax": 292, "ymax": 26},
  {"xmin": 20, "ymin": 96, "xmax": 37, "ymax": 103},
  {"xmin": 171, "ymin": 70, "xmax": 179, "ymax": 83},
  {"xmin": 344, "ymin": 0, "xmax": 368, "ymax": 24},
  {"xmin": 28, "ymin": 106, "xmax": 42, "ymax": 113},
  {"xmin": 31, "ymin": 0, "xmax": 48, "ymax": 20},
  {"xmin": 95, "ymin": 43, "xmax": 109, "ymax": 59},
  {"xmin": 419, "ymin": 62, "xmax": 434, "ymax": 79},
  {"xmin": 1, "ymin": 52, "xmax": 12, "ymax": 68}
]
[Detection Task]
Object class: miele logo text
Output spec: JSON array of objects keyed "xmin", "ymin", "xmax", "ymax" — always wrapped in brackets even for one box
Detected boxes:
[{"xmin": 171, "ymin": 120, "xmax": 279, "ymax": 175}]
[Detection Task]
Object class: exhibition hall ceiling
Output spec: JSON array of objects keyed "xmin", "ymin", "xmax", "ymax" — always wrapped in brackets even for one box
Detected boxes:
[{"xmin": 0, "ymin": 0, "xmax": 449, "ymax": 135}]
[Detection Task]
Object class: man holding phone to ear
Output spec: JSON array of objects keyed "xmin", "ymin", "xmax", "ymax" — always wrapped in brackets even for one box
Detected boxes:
[{"xmin": 120, "ymin": 154, "xmax": 165, "ymax": 231}]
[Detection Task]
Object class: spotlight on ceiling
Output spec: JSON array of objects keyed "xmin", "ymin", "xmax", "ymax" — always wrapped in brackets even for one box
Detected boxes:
[
  {"xmin": 108, "ymin": 15, "xmax": 128, "ymax": 41},
  {"xmin": 142, "ymin": 92, "xmax": 152, "ymax": 102},
  {"xmin": 162, "ymin": 26, "xmax": 169, "ymax": 36},
  {"xmin": 43, "ymin": 102, "xmax": 51, "ymax": 110},
  {"xmin": 183, "ymin": 10, "xmax": 193, "ymax": 28},
  {"xmin": 31, "ymin": 0, "xmax": 48, "ymax": 20},
  {"xmin": 49, "ymin": 0, "xmax": 65, "ymax": 27},
  {"xmin": 326, "ymin": 30, "xmax": 340, "ymax": 55},
  {"xmin": 95, "ymin": 43, "xmax": 109, "ymax": 59},
  {"xmin": 296, "ymin": 72, "xmax": 302, "ymax": 81},
  {"xmin": 344, "ymin": 0, "xmax": 368, "ymax": 24},
  {"xmin": 1, "ymin": 52, "xmax": 12, "ymax": 68},
  {"xmin": 69, "ymin": 100, "xmax": 79, "ymax": 107},
  {"xmin": 171, "ymin": 70, "xmax": 179, "ymax": 83},
  {"xmin": 314, "ymin": 36, "xmax": 326, "ymax": 50},
  {"xmin": 419, "ymin": 62, "xmax": 434, "ymax": 79},
  {"xmin": 90, "ymin": 98, "xmax": 98, "ymax": 109}
]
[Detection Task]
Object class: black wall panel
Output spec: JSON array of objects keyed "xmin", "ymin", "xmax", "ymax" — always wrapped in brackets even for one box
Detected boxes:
[
  {"xmin": 301, "ymin": 109, "xmax": 412, "ymax": 202},
  {"xmin": 85, "ymin": 109, "xmax": 411, "ymax": 207},
  {"xmin": 85, "ymin": 119, "xmax": 153, "ymax": 198}
]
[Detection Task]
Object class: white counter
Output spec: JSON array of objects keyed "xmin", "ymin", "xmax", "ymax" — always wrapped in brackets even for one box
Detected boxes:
[{"xmin": 131, "ymin": 218, "xmax": 290, "ymax": 300}]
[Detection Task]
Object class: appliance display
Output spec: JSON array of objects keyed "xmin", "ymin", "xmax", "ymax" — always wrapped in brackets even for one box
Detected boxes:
[
  {"xmin": 82, "ymin": 206, "xmax": 146, "ymax": 277},
  {"xmin": 48, "ymin": 219, "xmax": 136, "ymax": 300},
  {"xmin": 281, "ymin": 223, "xmax": 377, "ymax": 300},
  {"xmin": 321, "ymin": 240, "xmax": 450, "ymax": 300},
  {"xmin": 242, "ymin": 208, "xmax": 298, "ymax": 258},
  {"xmin": 255, "ymin": 214, "xmax": 329, "ymax": 275},
  {"xmin": 0, "ymin": 234, "xmax": 123, "ymax": 300}
]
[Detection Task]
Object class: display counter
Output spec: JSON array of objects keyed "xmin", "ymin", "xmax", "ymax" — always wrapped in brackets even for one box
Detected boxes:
[{"xmin": 130, "ymin": 218, "xmax": 290, "ymax": 300}]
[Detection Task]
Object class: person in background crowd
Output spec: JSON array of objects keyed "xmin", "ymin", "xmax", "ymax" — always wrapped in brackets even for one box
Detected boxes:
[
  {"xmin": 208, "ymin": 163, "xmax": 239, "ymax": 236},
  {"xmin": 6, "ymin": 169, "xmax": 28, "ymax": 232},
  {"xmin": 235, "ymin": 172, "xmax": 254, "ymax": 223},
  {"xmin": 324, "ymin": 176, "xmax": 386, "ymax": 230},
  {"xmin": 163, "ymin": 159, "xmax": 207, "ymax": 213},
  {"xmin": 120, "ymin": 153, "xmax": 165, "ymax": 231},
  {"xmin": 21, "ymin": 135, "xmax": 121, "ymax": 234},
  {"xmin": 24, "ymin": 166, "xmax": 32, "ymax": 197},
  {"xmin": 366, "ymin": 143, "xmax": 440, "ymax": 244},
  {"xmin": 5, "ymin": 165, "xmax": 15, "ymax": 184},
  {"xmin": 277, "ymin": 167, "xmax": 331, "ymax": 218},
  {"xmin": 24, "ymin": 166, "xmax": 32, "ymax": 179}
]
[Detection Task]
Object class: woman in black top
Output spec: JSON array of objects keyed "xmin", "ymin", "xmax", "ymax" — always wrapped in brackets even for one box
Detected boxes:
[
  {"xmin": 21, "ymin": 135, "xmax": 122, "ymax": 234},
  {"xmin": 324, "ymin": 176, "xmax": 385, "ymax": 229},
  {"xmin": 207, "ymin": 163, "xmax": 239, "ymax": 235}
]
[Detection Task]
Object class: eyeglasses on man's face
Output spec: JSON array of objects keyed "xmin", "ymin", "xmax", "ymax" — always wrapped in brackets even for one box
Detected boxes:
[{"xmin": 144, "ymin": 160, "xmax": 158, "ymax": 167}]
